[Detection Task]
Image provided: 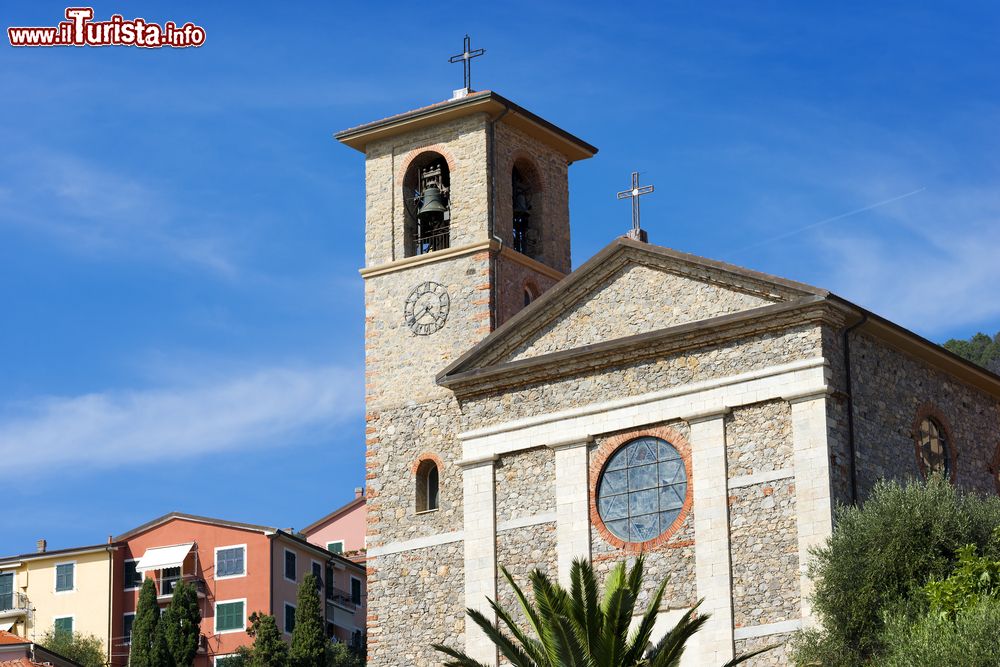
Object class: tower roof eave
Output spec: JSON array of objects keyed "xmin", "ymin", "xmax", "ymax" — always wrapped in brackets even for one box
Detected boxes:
[{"xmin": 335, "ymin": 90, "xmax": 598, "ymax": 162}]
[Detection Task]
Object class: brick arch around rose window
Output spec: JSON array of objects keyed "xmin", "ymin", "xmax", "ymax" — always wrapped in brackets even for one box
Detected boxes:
[
  {"xmin": 911, "ymin": 403, "xmax": 958, "ymax": 483},
  {"xmin": 589, "ymin": 425, "xmax": 694, "ymax": 554},
  {"xmin": 412, "ymin": 452, "xmax": 444, "ymax": 513}
]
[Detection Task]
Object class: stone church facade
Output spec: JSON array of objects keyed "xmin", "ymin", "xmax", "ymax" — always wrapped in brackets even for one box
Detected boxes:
[{"xmin": 336, "ymin": 90, "xmax": 1000, "ymax": 666}]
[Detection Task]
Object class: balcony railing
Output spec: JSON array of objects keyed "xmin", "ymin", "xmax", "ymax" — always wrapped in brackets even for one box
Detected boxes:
[
  {"xmin": 0, "ymin": 592, "xmax": 30, "ymax": 616},
  {"xmin": 157, "ymin": 575, "xmax": 207, "ymax": 600},
  {"xmin": 326, "ymin": 587, "xmax": 363, "ymax": 612}
]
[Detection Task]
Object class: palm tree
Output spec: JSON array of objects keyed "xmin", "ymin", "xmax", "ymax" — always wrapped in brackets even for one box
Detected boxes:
[{"xmin": 434, "ymin": 556, "xmax": 771, "ymax": 667}]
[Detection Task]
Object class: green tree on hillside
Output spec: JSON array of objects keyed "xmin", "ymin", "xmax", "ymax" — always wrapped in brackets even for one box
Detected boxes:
[
  {"xmin": 943, "ymin": 330, "xmax": 1000, "ymax": 373},
  {"xmin": 289, "ymin": 573, "xmax": 329, "ymax": 667}
]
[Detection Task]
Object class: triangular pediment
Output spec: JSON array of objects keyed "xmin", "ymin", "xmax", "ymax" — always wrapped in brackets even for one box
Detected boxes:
[{"xmin": 439, "ymin": 237, "xmax": 828, "ymax": 388}]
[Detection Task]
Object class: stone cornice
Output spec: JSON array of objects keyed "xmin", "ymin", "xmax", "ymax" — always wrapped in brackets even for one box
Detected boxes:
[{"xmin": 441, "ymin": 296, "xmax": 848, "ymax": 397}]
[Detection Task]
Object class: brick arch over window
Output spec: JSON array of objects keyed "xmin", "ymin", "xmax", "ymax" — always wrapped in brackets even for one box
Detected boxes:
[
  {"xmin": 523, "ymin": 279, "xmax": 541, "ymax": 307},
  {"xmin": 412, "ymin": 452, "xmax": 444, "ymax": 512},
  {"xmin": 911, "ymin": 403, "xmax": 958, "ymax": 482},
  {"xmin": 589, "ymin": 425, "xmax": 693, "ymax": 553},
  {"xmin": 396, "ymin": 145, "xmax": 458, "ymax": 187}
]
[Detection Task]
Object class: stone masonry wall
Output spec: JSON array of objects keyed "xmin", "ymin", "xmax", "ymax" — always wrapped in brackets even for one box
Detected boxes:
[
  {"xmin": 493, "ymin": 121, "xmax": 572, "ymax": 275},
  {"xmin": 366, "ymin": 543, "xmax": 464, "ymax": 666},
  {"xmin": 726, "ymin": 401, "xmax": 794, "ymax": 477},
  {"xmin": 495, "ymin": 522, "xmax": 558, "ymax": 630},
  {"xmin": 510, "ymin": 264, "xmax": 777, "ymax": 362},
  {"xmin": 734, "ymin": 632, "xmax": 795, "ymax": 666},
  {"xmin": 845, "ymin": 332, "xmax": 1000, "ymax": 498},
  {"xmin": 728, "ymin": 479, "xmax": 800, "ymax": 628},
  {"xmin": 495, "ymin": 447, "xmax": 555, "ymax": 524}
]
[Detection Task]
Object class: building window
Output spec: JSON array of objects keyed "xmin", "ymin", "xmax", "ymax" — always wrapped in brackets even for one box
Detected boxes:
[
  {"xmin": 415, "ymin": 459, "xmax": 440, "ymax": 512},
  {"xmin": 596, "ymin": 436, "xmax": 688, "ymax": 544},
  {"xmin": 327, "ymin": 541, "xmax": 344, "ymax": 555},
  {"xmin": 284, "ymin": 603, "xmax": 296, "ymax": 634},
  {"xmin": 284, "ymin": 550, "xmax": 297, "ymax": 582},
  {"xmin": 523, "ymin": 281, "xmax": 540, "ymax": 307},
  {"xmin": 0, "ymin": 573, "xmax": 13, "ymax": 610},
  {"xmin": 55, "ymin": 563, "xmax": 74, "ymax": 592},
  {"xmin": 916, "ymin": 415, "xmax": 950, "ymax": 478},
  {"xmin": 403, "ymin": 153, "xmax": 451, "ymax": 256},
  {"xmin": 215, "ymin": 546, "xmax": 246, "ymax": 579},
  {"xmin": 54, "ymin": 616, "xmax": 73, "ymax": 636},
  {"xmin": 312, "ymin": 562, "xmax": 323, "ymax": 588},
  {"xmin": 350, "ymin": 577, "xmax": 362, "ymax": 605},
  {"xmin": 123, "ymin": 613, "xmax": 135, "ymax": 645},
  {"xmin": 351, "ymin": 630, "xmax": 363, "ymax": 649},
  {"xmin": 124, "ymin": 559, "xmax": 143, "ymax": 590},
  {"xmin": 214, "ymin": 600, "xmax": 245, "ymax": 634}
]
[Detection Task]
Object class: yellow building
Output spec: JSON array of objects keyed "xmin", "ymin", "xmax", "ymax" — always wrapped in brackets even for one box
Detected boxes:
[{"xmin": 0, "ymin": 541, "xmax": 117, "ymax": 662}]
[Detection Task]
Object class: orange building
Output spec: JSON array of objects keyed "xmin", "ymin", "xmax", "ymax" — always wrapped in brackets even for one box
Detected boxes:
[{"xmin": 112, "ymin": 513, "xmax": 365, "ymax": 667}]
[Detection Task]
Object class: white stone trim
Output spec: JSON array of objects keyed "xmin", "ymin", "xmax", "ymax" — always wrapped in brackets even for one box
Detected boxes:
[
  {"xmin": 553, "ymin": 443, "xmax": 591, "ymax": 587},
  {"xmin": 792, "ymin": 396, "xmax": 835, "ymax": 629},
  {"xmin": 496, "ymin": 513, "xmax": 556, "ymax": 532},
  {"xmin": 460, "ymin": 358, "xmax": 828, "ymax": 463},
  {"xmin": 366, "ymin": 530, "xmax": 464, "ymax": 557},
  {"xmin": 689, "ymin": 414, "xmax": 735, "ymax": 664},
  {"xmin": 463, "ymin": 460, "xmax": 497, "ymax": 663},
  {"xmin": 727, "ymin": 468, "xmax": 795, "ymax": 489},
  {"xmin": 733, "ymin": 618, "xmax": 803, "ymax": 640}
]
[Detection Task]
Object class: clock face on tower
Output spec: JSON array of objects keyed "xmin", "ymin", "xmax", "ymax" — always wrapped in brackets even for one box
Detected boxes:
[{"xmin": 404, "ymin": 281, "xmax": 450, "ymax": 335}]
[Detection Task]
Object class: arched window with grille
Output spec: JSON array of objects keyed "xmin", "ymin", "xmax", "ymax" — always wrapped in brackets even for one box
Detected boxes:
[{"xmin": 415, "ymin": 458, "xmax": 440, "ymax": 512}]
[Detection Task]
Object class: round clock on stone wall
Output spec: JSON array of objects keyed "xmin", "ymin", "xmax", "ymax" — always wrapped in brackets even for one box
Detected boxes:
[{"xmin": 404, "ymin": 281, "xmax": 450, "ymax": 335}]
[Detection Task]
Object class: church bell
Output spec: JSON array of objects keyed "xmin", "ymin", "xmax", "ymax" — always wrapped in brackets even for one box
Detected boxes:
[
  {"xmin": 417, "ymin": 186, "xmax": 448, "ymax": 224},
  {"xmin": 513, "ymin": 190, "xmax": 531, "ymax": 218}
]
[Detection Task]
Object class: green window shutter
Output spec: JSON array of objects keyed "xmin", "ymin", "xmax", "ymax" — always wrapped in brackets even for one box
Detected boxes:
[
  {"xmin": 327, "ymin": 542, "xmax": 344, "ymax": 554},
  {"xmin": 54, "ymin": 617, "xmax": 73, "ymax": 635},
  {"xmin": 55, "ymin": 564, "xmax": 74, "ymax": 592},
  {"xmin": 215, "ymin": 601, "xmax": 244, "ymax": 632},
  {"xmin": 284, "ymin": 603, "xmax": 295, "ymax": 634}
]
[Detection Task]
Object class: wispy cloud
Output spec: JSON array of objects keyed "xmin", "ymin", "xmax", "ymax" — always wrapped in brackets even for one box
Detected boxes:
[
  {"xmin": 814, "ymin": 184, "xmax": 1000, "ymax": 336},
  {"xmin": 0, "ymin": 364, "xmax": 362, "ymax": 474},
  {"xmin": 0, "ymin": 149, "xmax": 239, "ymax": 277}
]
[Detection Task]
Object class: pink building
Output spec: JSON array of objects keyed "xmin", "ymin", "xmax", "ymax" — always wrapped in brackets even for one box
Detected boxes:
[
  {"xmin": 301, "ymin": 488, "xmax": 367, "ymax": 564},
  {"xmin": 112, "ymin": 513, "xmax": 365, "ymax": 667}
]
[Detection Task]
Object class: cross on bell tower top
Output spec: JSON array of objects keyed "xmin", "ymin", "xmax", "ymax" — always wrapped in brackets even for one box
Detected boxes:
[
  {"xmin": 448, "ymin": 35, "xmax": 486, "ymax": 93},
  {"xmin": 616, "ymin": 171, "xmax": 654, "ymax": 242}
]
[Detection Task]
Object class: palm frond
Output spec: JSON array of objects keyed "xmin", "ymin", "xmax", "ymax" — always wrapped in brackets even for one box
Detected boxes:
[{"xmin": 721, "ymin": 642, "xmax": 780, "ymax": 666}]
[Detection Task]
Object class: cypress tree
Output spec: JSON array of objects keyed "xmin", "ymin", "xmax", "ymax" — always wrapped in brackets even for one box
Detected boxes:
[
  {"xmin": 289, "ymin": 573, "xmax": 329, "ymax": 667},
  {"xmin": 130, "ymin": 578, "xmax": 162, "ymax": 667},
  {"xmin": 162, "ymin": 580, "xmax": 202, "ymax": 666}
]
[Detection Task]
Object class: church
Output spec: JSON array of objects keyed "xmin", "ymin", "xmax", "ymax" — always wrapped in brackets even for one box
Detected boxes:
[{"xmin": 335, "ymin": 84, "xmax": 1000, "ymax": 665}]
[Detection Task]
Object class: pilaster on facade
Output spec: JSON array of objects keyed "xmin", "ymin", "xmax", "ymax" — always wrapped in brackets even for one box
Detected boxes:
[
  {"xmin": 460, "ymin": 456, "xmax": 498, "ymax": 665},
  {"xmin": 687, "ymin": 410, "xmax": 735, "ymax": 665},
  {"xmin": 790, "ymin": 393, "xmax": 835, "ymax": 627},
  {"xmin": 547, "ymin": 436, "xmax": 593, "ymax": 586}
]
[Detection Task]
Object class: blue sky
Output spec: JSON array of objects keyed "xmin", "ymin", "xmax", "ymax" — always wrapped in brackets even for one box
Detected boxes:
[{"xmin": 2, "ymin": 1, "xmax": 999, "ymax": 552}]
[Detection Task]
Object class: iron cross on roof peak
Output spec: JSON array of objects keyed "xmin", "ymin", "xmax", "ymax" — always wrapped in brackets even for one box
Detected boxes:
[
  {"xmin": 449, "ymin": 35, "xmax": 485, "ymax": 92},
  {"xmin": 616, "ymin": 171, "xmax": 654, "ymax": 241}
]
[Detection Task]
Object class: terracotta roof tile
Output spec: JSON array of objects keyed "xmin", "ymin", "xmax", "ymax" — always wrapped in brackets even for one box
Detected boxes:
[{"xmin": 0, "ymin": 631, "xmax": 27, "ymax": 645}]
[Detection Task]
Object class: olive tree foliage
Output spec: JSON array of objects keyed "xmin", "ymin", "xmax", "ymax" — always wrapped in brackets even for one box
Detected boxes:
[
  {"xmin": 792, "ymin": 478, "xmax": 1000, "ymax": 666},
  {"xmin": 40, "ymin": 629, "xmax": 105, "ymax": 667}
]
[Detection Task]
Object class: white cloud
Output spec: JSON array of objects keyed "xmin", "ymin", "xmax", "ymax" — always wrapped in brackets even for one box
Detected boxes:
[
  {"xmin": 0, "ymin": 149, "xmax": 238, "ymax": 277},
  {"xmin": 0, "ymin": 364, "xmax": 362, "ymax": 474},
  {"xmin": 815, "ymin": 185, "xmax": 1000, "ymax": 336}
]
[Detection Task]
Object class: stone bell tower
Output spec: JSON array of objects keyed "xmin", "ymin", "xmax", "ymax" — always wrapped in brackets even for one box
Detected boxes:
[{"xmin": 336, "ymin": 90, "xmax": 595, "ymax": 665}]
